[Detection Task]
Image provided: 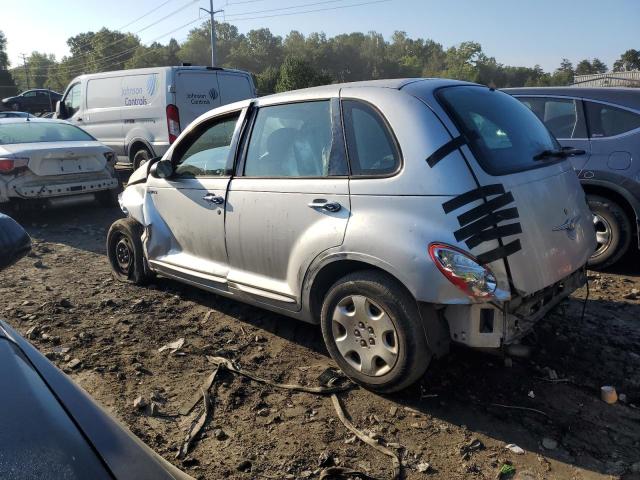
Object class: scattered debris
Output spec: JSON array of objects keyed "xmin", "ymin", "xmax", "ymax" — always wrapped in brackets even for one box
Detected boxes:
[
  {"xmin": 133, "ymin": 396, "xmax": 147, "ymax": 410},
  {"xmin": 623, "ymin": 289, "xmax": 639, "ymax": 300},
  {"xmin": 177, "ymin": 384, "xmax": 214, "ymax": 459},
  {"xmin": 236, "ymin": 459, "xmax": 252, "ymax": 472},
  {"xmin": 389, "ymin": 406, "xmax": 398, "ymax": 417},
  {"xmin": 527, "ymin": 390, "xmax": 535, "ymax": 399},
  {"xmin": 505, "ymin": 444, "xmax": 525, "ymax": 455},
  {"xmin": 158, "ymin": 337, "xmax": 185, "ymax": 354},
  {"xmin": 416, "ymin": 461, "xmax": 431, "ymax": 473},
  {"xmin": 498, "ymin": 463, "xmax": 516, "ymax": 478},
  {"xmin": 213, "ymin": 428, "xmax": 228, "ymax": 441},
  {"xmin": 66, "ymin": 358, "xmax": 82, "ymax": 370},
  {"xmin": 601, "ymin": 385, "xmax": 618, "ymax": 404},
  {"xmin": 619, "ymin": 393, "xmax": 628, "ymax": 403},
  {"xmin": 460, "ymin": 438, "xmax": 484, "ymax": 459},
  {"xmin": 490, "ymin": 403, "xmax": 550, "ymax": 419}
]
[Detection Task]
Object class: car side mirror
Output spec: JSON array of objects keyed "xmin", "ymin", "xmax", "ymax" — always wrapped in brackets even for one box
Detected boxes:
[
  {"xmin": 149, "ymin": 159, "xmax": 174, "ymax": 179},
  {"xmin": 55, "ymin": 100, "xmax": 66, "ymax": 119},
  {"xmin": 0, "ymin": 214, "xmax": 32, "ymax": 271}
]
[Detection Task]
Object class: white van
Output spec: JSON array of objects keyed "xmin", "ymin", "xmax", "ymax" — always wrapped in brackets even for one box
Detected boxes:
[{"xmin": 55, "ymin": 66, "xmax": 256, "ymax": 168}]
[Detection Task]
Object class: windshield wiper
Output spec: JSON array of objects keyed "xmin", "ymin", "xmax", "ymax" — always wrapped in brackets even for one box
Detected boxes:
[{"xmin": 533, "ymin": 147, "xmax": 585, "ymax": 161}]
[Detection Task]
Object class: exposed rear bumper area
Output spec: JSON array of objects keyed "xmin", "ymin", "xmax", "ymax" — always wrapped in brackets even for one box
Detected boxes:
[
  {"xmin": 11, "ymin": 177, "xmax": 118, "ymax": 200},
  {"xmin": 444, "ymin": 268, "xmax": 587, "ymax": 349}
]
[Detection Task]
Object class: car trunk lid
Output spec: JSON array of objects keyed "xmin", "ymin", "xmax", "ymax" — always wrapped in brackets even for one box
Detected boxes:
[{"xmin": 1, "ymin": 142, "xmax": 107, "ymax": 177}]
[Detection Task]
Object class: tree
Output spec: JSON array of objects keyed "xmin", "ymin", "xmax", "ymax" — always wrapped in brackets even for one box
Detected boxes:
[
  {"xmin": 575, "ymin": 59, "xmax": 593, "ymax": 76},
  {"xmin": 10, "ymin": 51, "xmax": 57, "ymax": 90},
  {"xmin": 613, "ymin": 49, "xmax": 640, "ymax": 71},
  {"xmin": 550, "ymin": 58, "xmax": 574, "ymax": 85},
  {"xmin": 275, "ymin": 55, "xmax": 330, "ymax": 92},
  {"xmin": 0, "ymin": 30, "xmax": 9, "ymax": 69},
  {"xmin": 256, "ymin": 66, "xmax": 280, "ymax": 95},
  {"xmin": 591, "ymin": 58, "xmax": 608, "ymax": 73}
]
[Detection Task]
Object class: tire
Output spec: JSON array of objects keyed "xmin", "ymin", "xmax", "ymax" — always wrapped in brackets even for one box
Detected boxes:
[
  {"xmin": 132, "ymin": 147, "xmax": 151, "ymax": 170},
  {"xmin": 587, "ymin": 194, "xmax": 632, "ymax": 269},
  {"xmin": 320, "ymin": 270, "xmax": 432, "ymax": 393},
  {"xmin": 106, "ymin": 218, "xmax": 152, "ymax": 284}
]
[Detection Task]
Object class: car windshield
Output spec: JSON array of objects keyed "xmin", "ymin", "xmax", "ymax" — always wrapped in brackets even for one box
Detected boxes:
[
  {"xmin": 437, "ymin": 86, "xmax": 560, "ymax": 175},
  {"xmin": 0, "ymin": 122, "xmax": 95, "ymax": 145}
]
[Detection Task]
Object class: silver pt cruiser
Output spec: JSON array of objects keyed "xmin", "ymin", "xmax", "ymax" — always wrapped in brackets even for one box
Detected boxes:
[{"xmin": 108, "ymin": 79, "xmax": 596, "ymax": 392}]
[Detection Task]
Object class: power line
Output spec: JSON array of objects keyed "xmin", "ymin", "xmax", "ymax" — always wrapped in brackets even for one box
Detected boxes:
[
  {"xmin": 118, "ymin": 0, "xmax": 176, "ymax": 30},
  {"xmin": 224, "ymin": 0, "xmax": 350, "ymax": 18},
  {"xmin": 224, "ymin": 0, "xmax": 391, "ymax": 21}
]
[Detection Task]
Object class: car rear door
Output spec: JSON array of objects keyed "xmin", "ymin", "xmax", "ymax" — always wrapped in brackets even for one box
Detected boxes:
[
  {"xmin": 224, "ymin": 98, "xmax": 350, "ymax": 308},
  {"xmin": 516, "ymin": 95, "xmax": 591, "ymax": 172},
  {"xmin": 144, "ymin": 108, "xmax": 246, "ymax": 284},
  {"xmin": 430, "ymin": 86, "xmax": 596, "ymax": 295}
]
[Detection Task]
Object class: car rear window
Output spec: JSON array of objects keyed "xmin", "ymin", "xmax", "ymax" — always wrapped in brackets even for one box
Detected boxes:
[
  {"xmin": 0, "ymin": 122, "xmax": 95, "ymax": 145},
  {"xmin": 585, "ymin": 101, "xmax": 640, "ymax": 138},
  {"xmin": 437, "ymin": 86, "xmax": 560, "ymax": 175}
]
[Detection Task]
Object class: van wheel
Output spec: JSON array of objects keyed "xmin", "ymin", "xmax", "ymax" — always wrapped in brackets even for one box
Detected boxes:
[
  {"xmin": 587, "ymin": 195, "xmax": 631, "ymax": 269},
  {"xmin": 320, "ymin": 270, "xmax": 432, "ymax": 393},
  {"xmin": 107, "ymin": 218, "xmax": 152, "ymax": 285},
  {"xmin": 132, "ymin": 147, "xmax": 151, "ymax": 170}
]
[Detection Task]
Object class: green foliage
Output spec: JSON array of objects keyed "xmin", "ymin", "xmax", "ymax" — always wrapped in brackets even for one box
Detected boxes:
[
  {"xmin": 275, "ymin": 55, "xmax": 329, "ymax": 92},
  {"xmin": 0, "ymin": 31, "xmax": 9, "ymax": 69},
  {"xmin": 256, "ymin": 66, "xmax": 280, "ymax": 95},
  {"xmin": 613, "ymin": 49, "xmax": 640, "ymax": 72},
  {"xmin": 0, "ymin": 69, "xmax": 18, "ymax": 97}
]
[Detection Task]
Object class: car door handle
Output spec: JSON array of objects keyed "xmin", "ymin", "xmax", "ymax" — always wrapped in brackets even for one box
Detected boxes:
[
  {"xmin": 308, "ymin": 199, "xmax": 341, "ymax": 212},
  {"xmin": 203, "ymin": 193, "xmax": 224, "ymax": 205}
]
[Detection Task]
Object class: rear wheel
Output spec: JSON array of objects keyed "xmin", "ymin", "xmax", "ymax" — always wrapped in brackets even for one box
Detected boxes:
[
  {"xmin": 107, "ymin": 218, "xmax": 152, "ymax": 284},
  {"xmin": 587, "ymin": 194, "xmax": 631, "ymax": 269},
  {"xmin": 132, "ymin": 147, "xmax": 151, "ymax": 170},
  {"xmin": 320, "ymin": 270, "xmax": 431, "ymax": 393}
]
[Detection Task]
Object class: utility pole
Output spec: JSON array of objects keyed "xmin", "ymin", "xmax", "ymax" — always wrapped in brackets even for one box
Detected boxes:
[
  {"xmin": 19, "ymin": 53, "xmax": 30, "ymax": 89},
  {"xmin": 200, "ymin": 0, "xmax": 223, "ymax": 67}
]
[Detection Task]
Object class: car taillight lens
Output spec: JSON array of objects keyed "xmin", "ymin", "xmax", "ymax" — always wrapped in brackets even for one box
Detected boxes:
[
  {"xmin": 0, "ymin": 157, "xmax": 29, "ymax": 174},
  {"xmin": 166, "ymin": 104, "xmax": 181, "ymax": 144},
  {"xmin": 428, "ymin": 243, "xmax": 497, "ymax": 298},
  {"xmin": 103, "ymin": 151, "xmax": 116, "ymax": 163}
]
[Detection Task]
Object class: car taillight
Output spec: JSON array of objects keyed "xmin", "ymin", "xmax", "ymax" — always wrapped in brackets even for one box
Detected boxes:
[
  {"xmin": 0, "ymin": 157, "xmax": 29, "ymax": 174},
  {"xmin": 428, "ymin": 243, "xmax": 497, "ymax": 298},
  {"xmin": 166, "ymin": 104, "xmax": 181, "ymax": 144},
  {"xmin": 103, "ymin": 151, "xmax": 116, "ymax": 163}
]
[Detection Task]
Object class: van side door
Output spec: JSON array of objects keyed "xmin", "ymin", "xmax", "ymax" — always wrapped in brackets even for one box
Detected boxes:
[{"xmin": 224, "ymin": 98, "xmax": 350, "ymax": 309}]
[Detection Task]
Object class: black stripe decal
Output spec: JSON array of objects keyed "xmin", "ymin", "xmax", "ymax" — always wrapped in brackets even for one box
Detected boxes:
[
  {"xmin": 465, "ymin": 223, "xmax": 523, "ymax": 249},
  {"xmin": 453, "ymin": 208, "xmax": 520, "ymax": 242},
  {"xmin": 426, "ymin": 135, "xmax": 467, "ymax": 168},
  {"xmin": 476, "ymin": 240, "xmax": 522, "ymax": 265},
  {"xmin": 457, "ymin": 192, "xmax": 515, "ymax": 227},
  {"xmin": 442, "ymin": 184, "xmax": 505, "ymax": 214}
]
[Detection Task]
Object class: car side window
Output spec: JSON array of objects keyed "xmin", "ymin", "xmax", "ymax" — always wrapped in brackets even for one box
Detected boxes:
[
  {"xmin": 173, "ymin": 113, "xmax": 240, "ymax": 178},
  {"xmin": 63, "ymin": 84, "xmax": 82, "ymax": 117},
  {"xmin": 585, "ymin": 101, "xmax": 640, "ymax": 138},
  {"xmin": 519, "ymin": 97, "xmax": 587, "ymax": 139},
  {"xmin": 23, "ymin": 91, "xmax": 36, "ymax": 97},
  {"xmin": 342, "ymin": 100, "xmax": 400, "ymax": 176},
  {"xmin": 244, "ymin": 101, "xmax": 333, "ymax": 177}
]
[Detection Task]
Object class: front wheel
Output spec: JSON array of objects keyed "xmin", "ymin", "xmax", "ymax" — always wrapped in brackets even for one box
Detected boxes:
[
  {"xmin": 320, "ymin": 270, "xmax": 432, "ymax": 393},
  {"xmin": 587, "ymin": 195, "xmax": 631, "ymax": 269},
  {"xmin": 107, "ymin": 218, "xmax": 153, "ymax": 284}
]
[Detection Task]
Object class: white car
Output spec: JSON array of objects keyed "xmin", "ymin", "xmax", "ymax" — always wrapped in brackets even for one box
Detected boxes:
[{"xmin": 0, "ymin": 117, "xmax": 120, "ymax": 210}]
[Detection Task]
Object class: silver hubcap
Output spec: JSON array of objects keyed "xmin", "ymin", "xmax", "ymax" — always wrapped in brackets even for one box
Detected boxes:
[
  {"xmin": 331, "ymin": 295, "xmax": 398, "ymax": 377},
  {"xmin": 592, "ymin": 213, "xmax": 612, "ymax": 257}
]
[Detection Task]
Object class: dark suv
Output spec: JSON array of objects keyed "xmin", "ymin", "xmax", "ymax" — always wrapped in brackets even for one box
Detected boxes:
[
  {"xmin": 505, "ymin": 87, "xmax": 640, "ymax": 268},
  {"xmin": 2, "ymin": 89, "xmax": 62, "ymax": 114}
]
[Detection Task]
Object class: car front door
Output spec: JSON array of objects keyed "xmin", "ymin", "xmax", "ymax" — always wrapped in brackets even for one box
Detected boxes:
[
  {"xmin": 517, "ymin": 96, "xmax": 591, "ymax": 171},
  {"xmin": 60, "ymin": 83, "xmax": 83, "ymax": 124},
  {"xmin": 144, "ymin": 109, "xmax": 245, "ymax": 286},
  {"xmin": 225, "ymin": 98, "xmax": 350, "ymax": 309}
]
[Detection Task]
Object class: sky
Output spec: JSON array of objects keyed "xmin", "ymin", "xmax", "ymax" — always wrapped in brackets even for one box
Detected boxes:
[{"xmin": 2, "ymin": 0, "xmax": 638, "ymax": 72}]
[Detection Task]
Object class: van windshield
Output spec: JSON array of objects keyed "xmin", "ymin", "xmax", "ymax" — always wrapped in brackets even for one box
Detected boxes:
[{"xmin": 436, "ymin": 86, "xmax": 560, "ymax": 175}]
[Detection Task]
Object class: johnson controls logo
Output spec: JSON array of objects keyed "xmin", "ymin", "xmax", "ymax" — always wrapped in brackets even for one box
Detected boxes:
[
  {"xmin": 121, "ymin": 74, "xmax": 157, "ymax": 106},
  {"xmin": 209, "ymin": 88, "xmax": 218, "ymax": 100}
]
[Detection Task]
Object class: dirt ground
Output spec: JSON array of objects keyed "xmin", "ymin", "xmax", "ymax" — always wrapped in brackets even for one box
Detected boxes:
[{"xmin": 2, "ymin": 200, "xmax": 640, "ymax": 480}]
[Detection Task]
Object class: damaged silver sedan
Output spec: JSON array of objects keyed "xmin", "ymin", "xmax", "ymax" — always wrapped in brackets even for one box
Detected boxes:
[
  {"xmin": 0, "ymin": 118, "xmax": 120, "ymax": 210},
  {"xmin": 108, "ymin": 78, "xmax": 596, "ymax": 392}
]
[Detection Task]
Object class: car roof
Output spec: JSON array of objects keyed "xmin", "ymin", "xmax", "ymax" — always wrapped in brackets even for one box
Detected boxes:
[
  {"xmin": 503, "ymin": 86, "xmax": 640, "ymax": 110},
  {"xmin": 259, "ymin": 77, "xmax": 477, "ymax": 101},
  {"xmin": 0, "ymin": 117, "xmax": 69, "ymax": 125}
]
